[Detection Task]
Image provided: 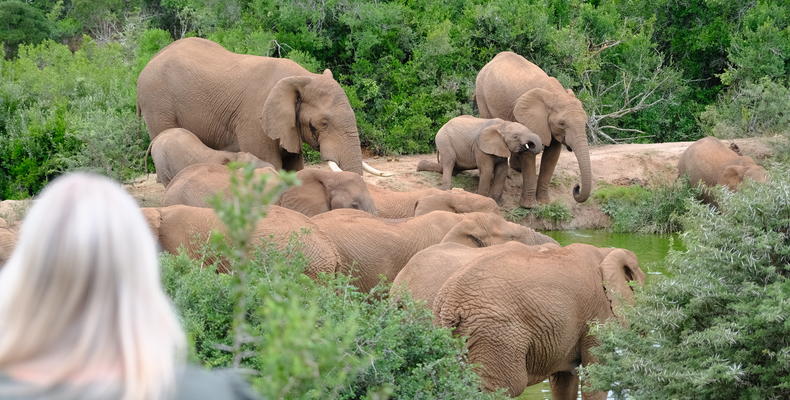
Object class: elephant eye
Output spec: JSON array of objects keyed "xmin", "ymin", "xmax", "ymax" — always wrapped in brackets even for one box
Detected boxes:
[{"xmin": 351, "ymin": 201, "xmax": 360, "ymax": 209}]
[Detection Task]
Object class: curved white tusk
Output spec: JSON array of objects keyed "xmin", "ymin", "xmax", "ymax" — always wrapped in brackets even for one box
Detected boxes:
[
  {"xmin": 362, "ymin": 161, "xmax": 394, "ymax": 177},
  {"xmin": 327, "ymin": 161, "xmax": 343, "ymax": 172}
]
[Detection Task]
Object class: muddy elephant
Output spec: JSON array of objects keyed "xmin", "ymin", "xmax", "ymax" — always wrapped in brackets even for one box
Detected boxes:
[
  {"xmin": 678, "ymin": 137, "xmax": 767, "ymax": 197},
  {"xmin": 391, "ymin": 241, "xmax": 558, "ymax": 309},
  {"xmin": 367, "ymin": 185, "xmax": 500, "ymax": 218},
  {"xmin": 137, "ymin": 37, "xmax": 389, "ymax": 176},
  {"xmin": 163, "ymin": 163, "xmax": 281, "ymax": 207},
  {"xmin": 277, "ymin": 168, "xmax": 377, "ymax": 216},
  {"xmin": 416, "ymin": 116, "xmax": 542, "ymax": 202},
  {"xmin": 311, "ymin": 209, "xmax": 558, "ymax": 292},
  {"xmin": 476, "ymin": 51, "xmax": 592, "ymax": 208},
  {"xmin": 150, "ymin": 127, "xmax": 274, "ymax": 186},
  {"xmin": 431, "ymin": 243, "xmax": 644, "ymax": 397},
  {"xmin": 141, "ymin": 205, "xmax": 338, "ymax": 276}
]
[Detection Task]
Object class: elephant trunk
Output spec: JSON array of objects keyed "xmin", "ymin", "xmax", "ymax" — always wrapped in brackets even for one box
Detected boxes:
[
  {"xmin": 568, "ymin": 127, "xmax": 592, "ymax": 203},
  {"xmin": 322, "ymin": 132, "xmax": 364, "ymax": 175}
]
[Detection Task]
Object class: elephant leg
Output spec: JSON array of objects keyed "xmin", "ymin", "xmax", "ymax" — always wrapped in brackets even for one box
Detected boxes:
[
  {"xmin": 466, "ymin": 335, "xmax": 530, "ymax": 397},
  {"xmin": 440, "ymin": 153, "xmax": 456, "ymax": 190},
  {"xmin": 536, "ymin": 141, "xmax": 562, "ymax": 204},
  {"xmin": 236, "ymin": 122, "xmax": 283, "ymax": 169},
  {"xmin": 476, "ymin": 154, "xmax": 495, "ymax": 197},
  {"xmin": 519, "ymin": 152, "xmax": 539, "ymax": 208},
  {"xmin": 550, "ymin": 372, "xmax": 579, "ymax": 400},
  {"xmin": 578, "ymin": 335, "xmax": 607, "ymax": 400},
  {"xmin": 490, "ymin": 161, "xmax": 508, "ymax": 204}
]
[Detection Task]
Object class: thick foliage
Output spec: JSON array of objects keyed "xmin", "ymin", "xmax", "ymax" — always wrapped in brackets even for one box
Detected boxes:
[
  {"xmin": 585, "ymin": 168, "xmax": 790, "ymax": 398},
  {"xmin": 593, "ymin": 180, "xmax": 699, "ymax": 234},
  {"xmin": 161, "ymin": 165, "xmax": 501, "ymax": 399}
]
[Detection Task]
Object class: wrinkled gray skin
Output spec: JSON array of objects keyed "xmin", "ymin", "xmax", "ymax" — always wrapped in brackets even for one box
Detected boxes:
[
  {"xmin": 432, "ymin": 243, "xmax": 645, "ymax": 398},
  {"xmin": 476, "ymin": 51, "xmax": 592, "ymax": 208},
  {"xmin": 417, "ymin": 116, "xmax": 543, "ymax": 203},
  {"xmin": 278, "ymin": 169, "xmax": 377, "ymax": 216},
  {"xmin": 391, "ymin": 241, "xmax": 559, "ymax": 309},
  {"xmin": 311, "ymin": 209, "xmax": 559, "ymax": 292},
  {"xmin": 138, "ymin": 38, "xmax": 365, "ymax": 174},
  {"xmin": 151, "ymin": 127, "xmax": 274, "ymax": 186},
  {"xmin": 366, "ymin": 185, "xmax": 501, "ymax": 218}
]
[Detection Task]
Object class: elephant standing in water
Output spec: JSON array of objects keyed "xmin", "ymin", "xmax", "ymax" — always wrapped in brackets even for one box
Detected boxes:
[
  {"xmin": 475, "ymin": 51, "xmax": 592, "ymax": 208},
  {"xmin": 137, "ymin": 37, "xmax": 389, "ymax": 176},
  {"xmin": 433, "ymin": 243, "xmax": 645, "ymax": 398}
]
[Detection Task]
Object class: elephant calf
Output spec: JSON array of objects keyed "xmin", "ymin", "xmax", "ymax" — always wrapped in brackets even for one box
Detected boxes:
[
  {"xmin": 417, "ymin": 116, "xmax": 542, "ymax": 202},
  {"xmin": 366, "ymin": 184, "xmax": 500, "ymax": 218},
  {"xmin": 430, "ymin": 243, "xmax": 645, "ymax": 398},
  {"xmin": 151, "ymin": 128, "xmax": 274, "ymax": 186},
  {"xmin": 678, "ymin": 137, "xmax": 767, "ymax": 197}
]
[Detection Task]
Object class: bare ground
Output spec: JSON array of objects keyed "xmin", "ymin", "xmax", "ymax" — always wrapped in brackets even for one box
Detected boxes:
[{"xmin": 121, "ymin": 137, "xmax": 775, "ymax": 230}]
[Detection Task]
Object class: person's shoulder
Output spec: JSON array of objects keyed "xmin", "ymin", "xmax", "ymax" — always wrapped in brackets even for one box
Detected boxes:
[{"xmin": 176, "ymin": 366, "xmax": 260, "ymax": 400}]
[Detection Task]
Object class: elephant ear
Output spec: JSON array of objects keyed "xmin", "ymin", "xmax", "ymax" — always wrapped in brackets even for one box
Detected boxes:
[
  {"xmin": 261, "ymin": 76, "xmax": 312, "ymax": 154},
  {"xmin": 513, "ymin": 88, "xmax": 554, "ymax": 146},
  {"xmin": 477, "ymin": 124, "xmax": 510, "ymax": 158},
  {"xmin": 415, "ymin": 193, "xmax": 456, "ymax": 216},
  {"xmin": 600, "ymin": 248, "xmax": 645, "ymax": 321},
  {"xmin": 282, "ymin": 169, "xmax": 331, "ymax": 215},
  {"xmin": 441, "ymin": 218, "xmax": 486, "ymax": 248},
  {"xmin": 720, "ymin": 165, "xmax": 746, "ymax": 190},
  {"xmin": 322, "ymin": 69, "xmax": 333, "ymax": 78}
]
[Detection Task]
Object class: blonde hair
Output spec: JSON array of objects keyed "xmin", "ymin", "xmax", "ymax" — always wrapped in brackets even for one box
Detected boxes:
[{"xmin": 0, "ymin": 173, "xmax": 185, "ymax": 399}]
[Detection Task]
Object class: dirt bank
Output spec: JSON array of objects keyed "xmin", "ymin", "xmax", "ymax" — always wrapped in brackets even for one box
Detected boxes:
[{"xmin": 120, "ymin": 137, "xmax": 775, "ymax": 230}]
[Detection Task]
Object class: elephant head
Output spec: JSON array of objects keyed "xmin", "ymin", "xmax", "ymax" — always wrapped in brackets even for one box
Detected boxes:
[
  {"xmin": 478, "ymin": 121, "xmax": 543, "ymax": 158},
  {"xmin": 513, "ymin": 87, "xmax": 592, "ymax": 203},
  {"xmin": 720, "ymin": 162, "xmax": 768, "ymax": 191},
  {"xmin": 414, "ymin": 189, "xmax": 501, "ymax": 216},
  {"xmin": 261, "ymin": 69, "xmax": 389, "ymax": 176},
  {"xmin": 279, "ymin": 169, "xmax": 377, "ymax": 216},
  {"xmin": 441, "ymin": 212, "xmax": 559, "ymax": 247},
  {"xmin": 599, "ymin": 248, "xmax": 645, "ymax": 321}
]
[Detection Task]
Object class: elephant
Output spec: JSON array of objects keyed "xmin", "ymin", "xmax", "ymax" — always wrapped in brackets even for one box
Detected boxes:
[
  {"xmin": 277, "ymin": 168, "xmax": 377, "ymax": 216},
  {"xmin": 163, "ymin": 163, "xmax": 281, "ymax": 208},
  {"xmin": 678, "ymin": 137, "xmax": 767, "ymax": 198},
  {"xmin": 431, "ymin": 243, "xmax": 645, "ymax": 398},
  {"xmin": 391, "ymin": 241, "xmax": 559, "ymax": 309},
  {"xmin": 366, "ymin": 185, "xmax": 501, "ymax": 218},
  {"xmin": 141, "ymin": 205, "xmax": 338, "ymax": 276},
  {"xmin": 416, "ymin": 116, "xmax": 543, "ymax": 202},
  {"xmin": 163, "ymin": 164, "xmax": 376, "ymax": 216},
  {"xmin": 311, "ymin": 209, "xmax": 558, "ymax": 292},
  {"xmin": 150, "ymin": 127, "xmax": 274, "ymax": 186},
  {"xmin": 137, "ymin": 37, "xmax": 390, "ymax": 176},
  {"xmin": 475, "ymin": 51, "xmax": 592, "ymax": 208}
]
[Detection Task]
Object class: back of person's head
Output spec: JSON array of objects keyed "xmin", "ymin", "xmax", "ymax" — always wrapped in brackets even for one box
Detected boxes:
[{"xmin": 0, "ymin": 173, "xmax": 185, "ymax": 399}]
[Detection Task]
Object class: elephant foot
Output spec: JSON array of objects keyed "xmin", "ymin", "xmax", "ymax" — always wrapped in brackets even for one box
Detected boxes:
[
  {"xmin": 537, "ymin": 194, "xmax": 552, "ymax": 204},
  {"xmin": 519, "ymin": 197, "xmax": 538, "ymax": 209}
]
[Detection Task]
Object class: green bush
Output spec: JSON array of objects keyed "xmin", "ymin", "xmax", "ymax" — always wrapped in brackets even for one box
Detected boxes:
[
  {"xmin": 162, "ymin": 164, "xmax": 502, "ymax": 399},
  {"xmin": 594, "ymin": 181, "xmax": 698, "ymax": 234},
  {"xmin": 0, "ymin": 1, "xmax": 52, "ymax": 57},
  {"xmin": 700, "ymin": 78, "xmax": 790, "ymax": 138},
  {"xmin": 584, "ymin": 167, "xmax": 789, "ymax": 399},
  {"xmin": 506, "ymin": 202, "xmax": 572, "ymax": 225}
]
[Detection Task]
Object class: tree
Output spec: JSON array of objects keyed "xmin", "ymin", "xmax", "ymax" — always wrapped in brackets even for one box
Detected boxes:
[{"xmin": 0, "ymin": 1, "xmax": 52, "ymax": 57}]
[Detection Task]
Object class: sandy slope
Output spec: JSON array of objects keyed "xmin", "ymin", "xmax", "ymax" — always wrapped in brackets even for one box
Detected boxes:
[{"xmin": 119, "ymin": 137, "xmax": 775, "ymax": 230}]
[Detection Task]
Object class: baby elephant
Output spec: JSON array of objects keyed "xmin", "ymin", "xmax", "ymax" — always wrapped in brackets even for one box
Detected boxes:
[
  {"xmin": 151, "ymin": 127, "xmax": 274, "ymax": 186},
  {"xmin": 678, "ymin": 137, "xmax": 767, "ymax": 199},
  {"xmin": 418, "ymin": 116, "xmax": 542, "ymax": 202}
]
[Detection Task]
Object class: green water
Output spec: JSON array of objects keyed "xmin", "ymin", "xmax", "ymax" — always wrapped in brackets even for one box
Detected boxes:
[{"xmin": 517, "ymin": 230, "xmax": 684, "ymax": 400}]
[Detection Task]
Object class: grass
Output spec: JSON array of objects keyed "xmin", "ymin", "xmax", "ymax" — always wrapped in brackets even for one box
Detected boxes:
[{"xmin": 505, "ymin": 202, "xmax": 573, "ymax": 225}]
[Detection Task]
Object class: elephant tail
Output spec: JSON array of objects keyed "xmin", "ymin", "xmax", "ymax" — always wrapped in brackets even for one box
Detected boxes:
[
  {"xmin": 432, "ymin": 275, "xmax": 465, "ymax": 335},
  {"xmin": 136, "ymin": 100, "xmax": 141, "ymax": 118}
]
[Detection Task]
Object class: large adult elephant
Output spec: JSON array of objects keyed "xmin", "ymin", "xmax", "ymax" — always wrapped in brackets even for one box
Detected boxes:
[
  {"xmin": 433, "ymin": 243, "xmax": 645, "ymax": 398},
  {"xmin": 475, "ymin": 51, "xmax": 592, "ymax": 208},
  {"xmin": 137, "ymin": 37, "xmax": 389, "ymax": 176}
]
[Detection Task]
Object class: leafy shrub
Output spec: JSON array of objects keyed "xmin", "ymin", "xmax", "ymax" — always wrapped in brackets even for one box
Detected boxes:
[
  {"xmin": 700, "ymin": 78, "xmax": 790, "ymax": 138},
  {"xmin": 162, "ymin": 164, "xmax": 502, "ymax": 399},
  {"xmin": 584, "ymin": 166, "xmax": 789, "ymax": 399},
  {"xmin": 506, "ymin": 202, "xmax": 572, "ymax": 225},
  {"xmin": 595, "ymin": 180, "xmax": 698, "ymax": 234}
]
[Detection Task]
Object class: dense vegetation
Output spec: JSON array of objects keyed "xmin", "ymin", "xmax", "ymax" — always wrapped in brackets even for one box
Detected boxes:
[
  {"xmin": 162, "ymin": 165, "xmax": 504, "ymax": 399},
  {"xmin": 584, "ymin": 168, "xmax": 790, "ymax": 398},
  {"xmin": 0, "ymin": 0, "xmax": 787, "ymax": 197}
]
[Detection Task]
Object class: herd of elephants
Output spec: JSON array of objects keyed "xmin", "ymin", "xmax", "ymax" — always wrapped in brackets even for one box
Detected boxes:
[{"xmin": 0, "ymin": 38, "xmax": 769, "ymax": 398}]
